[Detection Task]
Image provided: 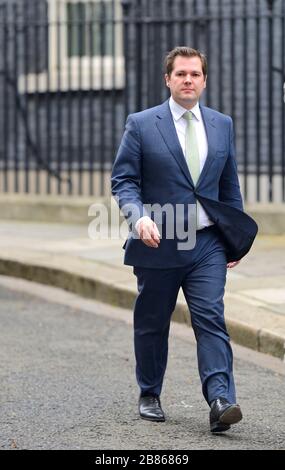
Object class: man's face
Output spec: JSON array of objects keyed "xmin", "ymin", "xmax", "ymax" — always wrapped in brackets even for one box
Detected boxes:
[{"xmin": 165, "ymin": 55, "xmax": 207, "ymax": 109}]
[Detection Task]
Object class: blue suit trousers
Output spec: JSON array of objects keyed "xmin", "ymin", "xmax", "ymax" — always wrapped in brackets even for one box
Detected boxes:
[{"xmin": 133, "ymin": 226, "xmax": 236, "ymax": 405}]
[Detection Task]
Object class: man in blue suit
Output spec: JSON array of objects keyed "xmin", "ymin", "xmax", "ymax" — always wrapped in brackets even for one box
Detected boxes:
[{"xmin": 111, "ymin": 47, "xmax": 257, "ymax": 432}]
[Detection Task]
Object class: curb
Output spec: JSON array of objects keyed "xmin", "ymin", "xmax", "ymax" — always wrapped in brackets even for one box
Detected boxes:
[{"xmin": 0, "ymin": 257, "xmax": 284, "ymax": 360}]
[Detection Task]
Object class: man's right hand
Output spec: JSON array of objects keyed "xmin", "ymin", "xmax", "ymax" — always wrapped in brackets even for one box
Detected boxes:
[{"xmin": 136, "ymin": 217, "xmax": 161, "ymax": 248}]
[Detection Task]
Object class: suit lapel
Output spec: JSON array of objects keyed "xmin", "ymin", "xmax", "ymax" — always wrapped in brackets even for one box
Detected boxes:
[
  {"xmin": 155, "ymin": 101, "xmax": 194, "ymax": 188},
  {"xmin": 196, "ymin": 105, "xmax": 217, "ymax": 188},
  {"xmin": 155, "ymin": 102, "xmax": 218, "ymax": 189}
]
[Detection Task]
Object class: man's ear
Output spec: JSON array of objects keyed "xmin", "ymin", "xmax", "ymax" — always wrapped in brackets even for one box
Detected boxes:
[
  {"xmin": 204, "ymin": 76, "xmax": 207, "ymax": 89},
  {"xmin": 165, "ymin": 74, "xmax": 170, "ymax": 87}
]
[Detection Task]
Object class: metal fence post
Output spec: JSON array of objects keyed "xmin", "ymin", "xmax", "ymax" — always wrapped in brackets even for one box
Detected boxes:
[{"xmin": 121, "ymin": 0, "xmax": 131, "ymax": 118}]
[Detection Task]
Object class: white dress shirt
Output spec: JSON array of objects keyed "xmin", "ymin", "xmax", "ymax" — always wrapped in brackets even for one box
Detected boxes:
[
  {"xmin": 169, "ymin": 96, "xmax": 213, "ymax": 229},
  {"xmin": 136, "ymin": 97, "xmax": 213, "ymax": 232}
]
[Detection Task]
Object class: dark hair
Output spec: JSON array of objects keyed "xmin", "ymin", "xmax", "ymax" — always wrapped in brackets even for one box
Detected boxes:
[{"xmin": 165, "ymin": 46, "xmax": 207, "ymax": 77}]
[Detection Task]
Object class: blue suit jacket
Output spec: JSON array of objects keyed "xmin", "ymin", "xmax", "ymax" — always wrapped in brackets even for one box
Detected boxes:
[{"xmin": 111, "ymin": 100, "xmax": 258, "ymax": 267}]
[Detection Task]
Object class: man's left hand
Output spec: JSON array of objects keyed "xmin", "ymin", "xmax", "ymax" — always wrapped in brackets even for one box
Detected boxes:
[{"xmin": 227, "ymin": 260, "xmax": 241, "ymax": 269}]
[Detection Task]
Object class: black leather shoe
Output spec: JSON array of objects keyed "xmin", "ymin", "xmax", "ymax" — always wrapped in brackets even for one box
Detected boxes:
[
  {"xmin": 210, "ymin": 397, "xmax": 242, "ymax": 433},
  {"xmin": 139, "ymin": 395, "xmax": 165, "ymax": 422}
]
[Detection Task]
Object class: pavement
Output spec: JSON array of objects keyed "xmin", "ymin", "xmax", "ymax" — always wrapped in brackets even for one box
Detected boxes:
[
  {"xmin": 0, "ymin": 218, "xmax": 285, "ymax": 361},
  {"xmin": 0, "ymin": 193, "xmax": 285, "ymax": 233},
  {"xmin": 0, "ymin": 279, "xmax": 284, "ymax": 450}
]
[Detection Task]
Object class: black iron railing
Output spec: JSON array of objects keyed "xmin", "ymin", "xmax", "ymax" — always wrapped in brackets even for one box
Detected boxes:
[{"xmin": 0, "ymin": 0, "xmax": 284, "ymax": 201}]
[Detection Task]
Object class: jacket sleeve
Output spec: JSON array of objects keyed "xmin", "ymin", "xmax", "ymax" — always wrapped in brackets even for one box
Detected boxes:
[
  {"xmin": 111, "ymin": 115, "xmax": 149, "ymax": 230},
  {"xmin": 219, "ymin": 118, "xmax": 244, "ymax": 211}
]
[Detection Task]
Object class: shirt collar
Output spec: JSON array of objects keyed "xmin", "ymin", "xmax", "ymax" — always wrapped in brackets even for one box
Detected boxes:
[{"xmin": 169, "ymin": 96, "xmax": 201, "ymax": 122}]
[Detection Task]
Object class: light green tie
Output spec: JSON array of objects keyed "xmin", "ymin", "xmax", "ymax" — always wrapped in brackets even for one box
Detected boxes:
[
  {"xmin": 183, "ymin": 111, "xmax": 200, "ymax": 228},
  {"xmin": 183, "ymin": 111, "xmax": 200, "ymax": 184}
]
